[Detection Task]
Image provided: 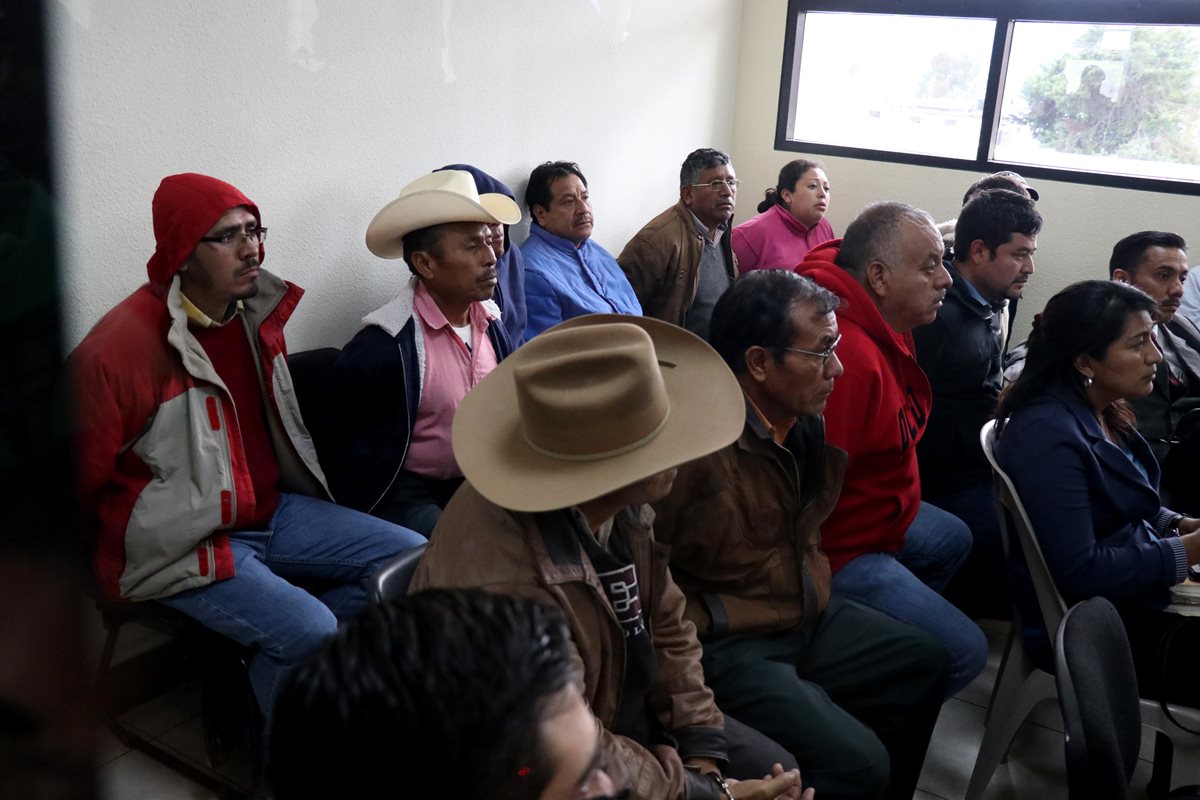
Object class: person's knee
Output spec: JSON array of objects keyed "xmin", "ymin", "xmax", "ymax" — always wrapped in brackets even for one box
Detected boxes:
[
  {"xmin": 804, "ymin": 730, "xmax": 890, "ymax": 799},
  {"xmin": 894, "ymin": 624, "xmax": 957, "ymax": 700},
  {"xmin": 948, "ymin": 620, "xmax": 989, "ymax": 694},
  {"xmin": 265, "ymin": 605, "xmax": 339, "ymax": 666}
]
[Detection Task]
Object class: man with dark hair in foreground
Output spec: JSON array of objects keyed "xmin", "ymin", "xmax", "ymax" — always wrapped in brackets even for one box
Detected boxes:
[{"xmin": 271, "ymin": 589, "xmax": 621, "ymax": 799}]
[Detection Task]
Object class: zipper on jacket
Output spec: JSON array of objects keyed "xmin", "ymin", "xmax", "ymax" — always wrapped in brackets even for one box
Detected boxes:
[{"xmin": 368, "ymin": 347, "xmax": 412, "ymax": 514}]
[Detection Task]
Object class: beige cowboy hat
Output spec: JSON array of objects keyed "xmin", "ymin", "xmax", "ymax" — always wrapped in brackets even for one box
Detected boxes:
[
  {"xmin": 366, "ymin": 169, "xmax": 522, "ymax": 259},
  {"xmin": 452, "ymin": 314, "xmax": 744, "ymax": 512}
]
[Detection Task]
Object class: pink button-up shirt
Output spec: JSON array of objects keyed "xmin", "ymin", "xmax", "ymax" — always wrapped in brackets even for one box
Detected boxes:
[{"xmin": 402, "ymin": 283, "xmax": 499, "ymax": 479}]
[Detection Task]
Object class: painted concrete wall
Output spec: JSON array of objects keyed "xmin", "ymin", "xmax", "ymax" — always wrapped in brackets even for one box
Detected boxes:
[
  {"xmin": 731, "ymin": 0, "xmax": 1199, "ymax": 346},
  {"xmin": 51, "ymin": 0, "xmax": 742, "ymax": 350}
]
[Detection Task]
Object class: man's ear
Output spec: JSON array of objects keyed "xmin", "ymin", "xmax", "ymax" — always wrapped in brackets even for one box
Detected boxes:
[
  {"xmin": 968, "ymin": 239, "xmax": 990, "ymax": 265},
  {"xmin": 866, "ymin": 260, "xmax": 889, "ymax": 298},
  {"xmin": 411, "ymin": 250, "xmax": 436, "ymax": 281},
  {"xmin": 1112, "ymin": 268, "xmax": 1131, "ymax": 284},
  {"xmin": 532, "ymin": 205, "xmax": 548, "ymax": 227},
  {"xmin": 744, "ymin": 345, "xmax": 771, "ymax": 383},
  {"xmin": 680, "ymin": 185, "xmax": 695, "ymax": 210}
]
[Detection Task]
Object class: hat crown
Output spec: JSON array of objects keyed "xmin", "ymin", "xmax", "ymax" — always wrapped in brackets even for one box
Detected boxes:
[
  {"xmin": 514, "ymin": 325, "xmax": 670, "ymax": 461},
  {"xmin": 397, "ymin": 169, "xmax": 485, "ymax": 204}
]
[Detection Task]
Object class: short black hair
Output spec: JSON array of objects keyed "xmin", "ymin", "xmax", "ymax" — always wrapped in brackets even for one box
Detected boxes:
[
  {"xmin": 961, "ymin": 175, "xmax": 1026, "ymax": 205},
  {"xmin": 953, "ymin": 189, "xmax": 1042, "ymax": 264},
  {"xmin": 525, "ymin": 161, "xmax": 587, "ymax": 221},
  {"xmin": 1108, "ymin": 230, "xmax": 1188, "ymax": 278},
  {"xmin": 400, "ymin": 224, "xmax": 447, "ymax": 276},
  {"xmin": 709, "ymin": 270, "xmax": 840, "ymax": 375},
  {"xmin": 996, "ymin": 280, "xmax": 1156, "ymax": 442},
  {"xmin": 270, "ymin": 589, "xmax": 579, "ymax": 800},
  {"xmin": 680, "ymin": 148, "xmax": 732, "ymax": 186}
]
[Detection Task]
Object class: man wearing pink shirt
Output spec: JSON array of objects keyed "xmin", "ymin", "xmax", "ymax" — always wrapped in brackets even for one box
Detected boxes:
[{"xmin": 322, "ymin": 170, "xmax": 521, "ymax": 535}]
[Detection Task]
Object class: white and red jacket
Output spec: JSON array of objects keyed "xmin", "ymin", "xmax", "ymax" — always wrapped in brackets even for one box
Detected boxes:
[
  {"xmin": 71, "ymin": 272, "xmax": 329, "ymax": 601},
  {"xmin": 70, "ymin": 173, "xmax": 329, "ymax": 601}
]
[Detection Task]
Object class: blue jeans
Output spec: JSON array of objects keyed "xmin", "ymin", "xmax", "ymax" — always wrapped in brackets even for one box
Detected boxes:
[
  {"xmin": 928, "ymin": 481, "xmax": 1012, "ymax": 621},
  {"xmin": 159, "ymin": 493, "xmax": 425, "ymax": 719},
  {"xmin": 832, "ymin": 501, "xmax": 987, "ymax": 697}
]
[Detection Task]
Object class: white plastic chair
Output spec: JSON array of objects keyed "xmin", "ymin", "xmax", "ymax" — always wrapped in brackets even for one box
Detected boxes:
[{"xmin": 968, "ymin": 420, "xmax": 1200, "ymax": 799}]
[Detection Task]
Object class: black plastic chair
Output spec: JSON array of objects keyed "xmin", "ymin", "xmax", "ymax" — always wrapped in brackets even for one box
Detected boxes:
[
  {"xmin": 369, "ymin": 544, "xmax": 427, "ymax": 604},
  {"xmin": 1055, "ymin": 597, "xmax": 1142, "ymax": 800}
]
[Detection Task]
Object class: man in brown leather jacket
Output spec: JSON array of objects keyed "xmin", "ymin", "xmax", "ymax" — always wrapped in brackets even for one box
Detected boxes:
[
  {"xmin": 410, "ymin": 314, "xmax": 810, "ymax": 800},
  {"xmin": 653, "ymin": 270, "xmax": 951, "ymax": 800},
  {"xmin": 619, "ymin": 148, "xmax": 739, "ymax": 339}
]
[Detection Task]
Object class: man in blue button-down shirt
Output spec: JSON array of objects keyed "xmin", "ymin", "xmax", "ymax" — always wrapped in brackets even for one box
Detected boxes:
[{"xmin": 519, "ymin": 161, "xmax": 642, "ymax": 339}]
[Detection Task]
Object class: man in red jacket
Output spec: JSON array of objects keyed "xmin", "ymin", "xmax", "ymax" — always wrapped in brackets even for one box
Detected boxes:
[
  {"xmin": 69, "ymin": 173, "xmax": 425, "ymax": 722},
  {"xmin": 796, "ymin": 201, "xmax": 987, "ymax": 696}
]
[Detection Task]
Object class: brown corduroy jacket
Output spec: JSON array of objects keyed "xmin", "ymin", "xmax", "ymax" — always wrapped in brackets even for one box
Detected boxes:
[{"xmin": 653, "ymin": 409, "xmax": 846, "ymax": 638}]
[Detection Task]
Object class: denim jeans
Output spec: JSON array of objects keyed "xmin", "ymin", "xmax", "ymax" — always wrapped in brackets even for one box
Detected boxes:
[
  {"xmin": 928, "ymin": 481, "xmax": 1013, "ymax": 621},
  {"xmin": 832, "ymin": 501, "xmax": 988, "ymax": 696},
  {"xmin": 158, "ymin": 493, "xmax": 425, "ymax": 720}
]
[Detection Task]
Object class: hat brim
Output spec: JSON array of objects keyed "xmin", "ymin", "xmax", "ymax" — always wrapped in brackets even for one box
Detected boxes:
[
  {"xmin": 366, "ymin": 190, "xmax": 522, "ymax": 259},
  {"xmin": 452, "ymin": 314, "xmax": 745, "ymax": 512}
]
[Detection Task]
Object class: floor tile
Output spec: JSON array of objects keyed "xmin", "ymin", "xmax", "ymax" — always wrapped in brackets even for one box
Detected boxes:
[
  {"xmin": 920, "ymin": 694, "xmax": 1073, "ymax": 800},
  {"xmin": 156, "ymin": 716, "xmax": 258, "ymax": 795},
  {"xmin": 97, "ymin": 750, "xmax": 221, "ymax": 800},
  {"xmin": 93, "ymin": 726, "xmax": 132, "ymax": 765},
  {"xmin": 118, "ymin": 679, "xmax": 201, "ymax": 738}
]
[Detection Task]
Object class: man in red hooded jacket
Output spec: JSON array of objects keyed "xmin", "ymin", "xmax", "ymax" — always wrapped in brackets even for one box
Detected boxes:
[
  {"xmin": 796, "ymin": 201, "xmax": 987, "ymax": 697},
  {"xmin": 69, "ymin": 173, "xmax": 425, "ymax": 721}
]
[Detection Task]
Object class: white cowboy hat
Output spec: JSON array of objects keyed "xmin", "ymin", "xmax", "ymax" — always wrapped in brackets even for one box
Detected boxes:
[{"xmin": 366, "ymin": 170, "xmax": 522, "ymax": 259}]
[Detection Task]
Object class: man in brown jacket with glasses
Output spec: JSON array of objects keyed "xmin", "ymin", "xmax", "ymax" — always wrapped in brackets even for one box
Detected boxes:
[{"xmin": 653, "ymin": 270, "xmax": 951, "ymax": 800}]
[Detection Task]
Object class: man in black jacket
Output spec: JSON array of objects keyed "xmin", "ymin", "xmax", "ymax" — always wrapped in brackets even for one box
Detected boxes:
[
  {"xmin": 914, "ymin": 189, "xmax": 1042, "ymax": 619},
  {"xmin": 1110, "ymin": 231, "xmax": 1200, "ymax": 512}
]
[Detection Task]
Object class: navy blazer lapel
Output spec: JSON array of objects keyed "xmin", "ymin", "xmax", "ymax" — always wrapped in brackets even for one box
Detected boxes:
[{"xmin": 1053, "ymin": 386, "xmax": 1162, "ymax": 499}]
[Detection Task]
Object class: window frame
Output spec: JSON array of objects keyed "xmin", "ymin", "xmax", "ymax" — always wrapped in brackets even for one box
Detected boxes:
[{"xmin": 775, "ymin": 0, "xmax": 1200, "ymax": 196}]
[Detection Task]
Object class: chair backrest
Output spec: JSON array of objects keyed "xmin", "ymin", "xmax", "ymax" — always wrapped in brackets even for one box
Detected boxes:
[
  {"xmin": 286, "ymin": 347, "xmax": 341, "ymax": 450},
  {"xmin": 1054, "ymin": 596, "xmax": 1141, "ymax": 800},
  {"xmin": 980, "ymin": 419, "xmax": 1068, "ymax": 635},
  {"xmin": 368, "ymin": 544, "xmax": 427, "ymax": 605}
]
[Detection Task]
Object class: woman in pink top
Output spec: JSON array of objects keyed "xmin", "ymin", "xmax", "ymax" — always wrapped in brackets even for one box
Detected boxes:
[{"xmin": 733, "ymin": 159, "xmax": 835, "ymax": 274}]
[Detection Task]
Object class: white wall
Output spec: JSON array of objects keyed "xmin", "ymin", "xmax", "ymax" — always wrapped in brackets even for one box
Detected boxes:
[
  {"xmin": 51, "ymin": 0, "xmax": 743, "ymax": 350},
  {"xmin": 732, "ymin": 0, "xmax": 1200, "ymax": 345}
]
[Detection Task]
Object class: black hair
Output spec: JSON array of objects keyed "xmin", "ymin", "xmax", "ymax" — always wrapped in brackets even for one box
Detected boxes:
[
  {"xmin": 995, "ymin": 280, "xmax": 1158, "ymax": 442},
  {"xmin": 1108, "ymin": 231, "xmax": 1188, "ymax": 278},
  {"xmin": 961, "ymin": 175, "xmax": 1027, "ymax": 206},
  {"xmin": 757, "ymin": 159, "xmax": 824, "ymax": 214},
  {"xmin": 709, "ymin": 270, "xmax": 840, "ymax": 374},
  {"xmin": 953, "ymin": 189, "xmax": 1042, "ymax": 264},
  {"xmin": 400, "ymin": 224, "xmax": 447, "ymax": 276},
  {"xmin": 525, "ymin": 161, "xmax": 587, "ymax": 221},
  {"xmin": 270, "ymin": 589, "xmax": 579, "ymax": 800},
  {"xmin": 679, "ymin": 148, "xmax": 732, "ymax": 186},
  {"xmin": 835, "ymin": 202, "xmax": 936, "ymax": 279}
]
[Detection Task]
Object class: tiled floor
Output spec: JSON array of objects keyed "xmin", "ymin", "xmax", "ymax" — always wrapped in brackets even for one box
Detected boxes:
[{"xmin": 93, "ymin": 619, "xmax": 1181, "ymax": 799}]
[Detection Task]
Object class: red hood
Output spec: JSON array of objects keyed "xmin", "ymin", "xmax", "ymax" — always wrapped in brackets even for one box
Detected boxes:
[
  {"xmin": 146, "ymin": 173, "xmax": 262, "ymax": 285},
  {"xmin": 795, "ymin": 238, "xmax": 916, "ymax": 360}
]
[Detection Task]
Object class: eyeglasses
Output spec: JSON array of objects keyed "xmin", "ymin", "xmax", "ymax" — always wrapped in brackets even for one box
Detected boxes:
[
  {"xmin": 689, "ymin": 179, "xmax": 740, "ymax": 191},
  {"xmin": 199, "ymin": 227, "xmax": 268, "ymax": 248},
  {"xmin": 782, "ymin": 333, "xmax": 842, "ymax": 363}
]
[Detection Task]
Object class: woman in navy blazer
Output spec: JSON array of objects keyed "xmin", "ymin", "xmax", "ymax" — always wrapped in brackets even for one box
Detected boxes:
[{"xmin": 994, "ymin": 280, "xmax": 1200, "ymax": 705}]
